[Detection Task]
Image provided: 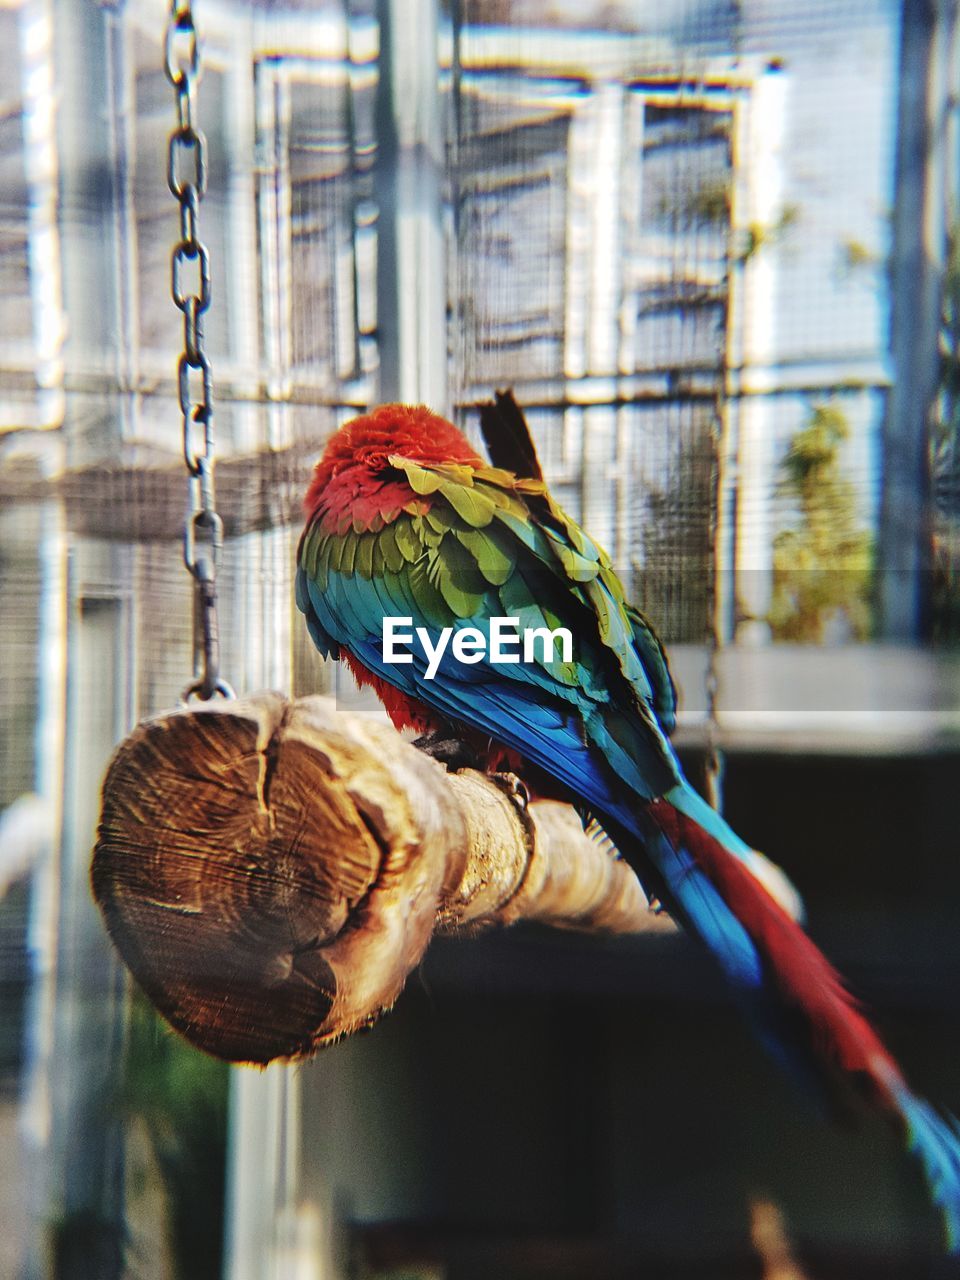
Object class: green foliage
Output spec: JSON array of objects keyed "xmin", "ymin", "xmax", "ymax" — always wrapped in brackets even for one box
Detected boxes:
[
  {"xmin": 652, "ymin": 176, "xmax": 732, "ymax": 229},
  {"xmin": 684, "ymin": 177, "xmax": 731, "ymax": 225},
  {"xmin": 932, "ymin": 219, "xmax": 960, "ymax": 641},
  {"xmin": 768, "ymin": 404, "xmax": 873, "ymax": 641},
  {"xmin": 121, "ymin": 992, "xmax": 229, "ymax": 1280},
  {"xmin": 838, "ymin": 237, "xmax": 882, "ymax": 279},
  {"xmin": 736, "ymin": 204, "xmax": 799, "ymax": 262}
]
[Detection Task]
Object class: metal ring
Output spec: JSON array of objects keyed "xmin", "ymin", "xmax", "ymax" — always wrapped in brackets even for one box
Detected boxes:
[
  {"xmin": 175, "ymin": 80, "xmax": 194, "ymax": 132},
  {"xmin": 172, "ymin": 240, "xmax": 211, "ymax": 313},
  {"xmin": 183, "ymin": 509, "xmax": 224, "ymax": 577},
  {"xmin": 178, "ymin": 188, "xmax": 199, "ymax": 246},
  {"xmin": 181, "ymin": 676, "xmax": 236, "ymax": 704},
  {"xmin": 178, "ymin": 352, "xmax": 213, "ymax": 430},
  {"xmin": 167, "ymin": 126, "xmax": 207, "ymax": 200},
  {"xmin": 182, "ymin": 296, "xmax": 200, "ymax": 365},
  {"xmin": 164, "ymin": 9, "xmax": 199, "ymax": 89}
]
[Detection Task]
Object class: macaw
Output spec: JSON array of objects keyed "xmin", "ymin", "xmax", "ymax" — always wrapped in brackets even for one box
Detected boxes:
[{"xmin": 296, "ymin": 395, "xmax": 960, "ymax": 1249}]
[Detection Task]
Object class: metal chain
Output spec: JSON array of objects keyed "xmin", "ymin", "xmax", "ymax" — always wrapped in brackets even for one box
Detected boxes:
[
  {"xmin": 702, "ymin": 344, "xmax": 726, "ymax": 812},
  {"xmin": 702, "ymin": 84, "xmax": 735, "ymax": 815},
  {"xmin": 165, "ymin": 0, "xmax": 233, "ymax": 701},
  {"xmin": 703, "ymin": 645, "xmax": 723, "ymax": 811}
]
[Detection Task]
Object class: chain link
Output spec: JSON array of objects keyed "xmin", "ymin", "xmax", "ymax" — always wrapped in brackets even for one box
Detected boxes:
[{"xmin": 166, "ymin": 0, "xmax": 233, "ymax": 702}]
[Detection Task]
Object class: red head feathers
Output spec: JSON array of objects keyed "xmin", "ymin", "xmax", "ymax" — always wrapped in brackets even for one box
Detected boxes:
[{"xmin": 304, "ymin": 404, "xmax": 483, "ymax": 534}]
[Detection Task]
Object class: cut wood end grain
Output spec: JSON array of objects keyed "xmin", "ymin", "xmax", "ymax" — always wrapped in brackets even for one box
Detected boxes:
[{"xmin": 92, "ymin": 693, "xmax": 671, "ymax": 1065}]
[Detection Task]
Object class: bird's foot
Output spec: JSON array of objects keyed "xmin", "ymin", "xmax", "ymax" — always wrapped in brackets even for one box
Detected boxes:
[
  {"xmin": 488, "ymin": 771, "xmax": 531, "ymax": 810},
  {"xmin": 412, "ymin": 731, "xmax": 482, "ymax": 773}
]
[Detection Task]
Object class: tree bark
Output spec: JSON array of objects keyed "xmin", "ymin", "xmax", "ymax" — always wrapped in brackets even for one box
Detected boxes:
[{"xmin": 92, "ymin": 693, "xmax": 670, "ymax": 1065}]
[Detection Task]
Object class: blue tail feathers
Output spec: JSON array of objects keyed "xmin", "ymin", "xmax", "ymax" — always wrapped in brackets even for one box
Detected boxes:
[{"xmin": 891, "ymin": 1082, "xmax": 960, "ymax": 1252}]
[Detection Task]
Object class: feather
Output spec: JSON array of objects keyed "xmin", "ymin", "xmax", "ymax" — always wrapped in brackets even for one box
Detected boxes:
[
  {"xmin": 393, "ymin": 516, "xmax": 422, "ymax": 563},
  {"xmin": 338, "ymin": 530, "xmax": 359, "ymax": 576},
  {"xmin": 355, "ymin": 532, "xmax": 375, "ymax": 579},
  {"xmin": 406, "ymin": 555, "xmax": 453, "ymax": 631},
  {"xmin": 453, "ymin": 524, "xmax": 516, "ymax": 586},
  {"xmin": 438, "ymin": 478, "xmax": 497, "ymax": 528},
  {"xmin": 432, "ymin": 536, "xmax": 488, "ymax": 618},
  {"xmin": 478, "ymin": 388, "xmax": 544, "ymax": 482},
  {"xmin": 377, "ymin": 522, "xmax": 405, "ymax": 574}
]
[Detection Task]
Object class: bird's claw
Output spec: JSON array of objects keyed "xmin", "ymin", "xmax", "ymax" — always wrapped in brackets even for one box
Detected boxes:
[{"xmin": 489, "ymin": 771, "xmax": 531, "ymax": 810}]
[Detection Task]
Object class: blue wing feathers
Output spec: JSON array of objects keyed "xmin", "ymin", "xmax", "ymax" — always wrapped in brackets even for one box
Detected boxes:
[{"xmin": 298, "ymin": 455, "xmax": 960, "ymax": 1254}]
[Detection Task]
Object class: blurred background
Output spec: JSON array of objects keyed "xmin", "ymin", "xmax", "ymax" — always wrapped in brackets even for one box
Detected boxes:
[{"xmin": 2, "ymin": 0, "xmax": 960, "ymax": 1275}]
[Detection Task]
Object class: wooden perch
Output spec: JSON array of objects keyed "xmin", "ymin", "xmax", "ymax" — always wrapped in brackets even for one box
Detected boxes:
[{"xmin": 92, "ymin": 693, "xmax": 671, "ymax": 1065}]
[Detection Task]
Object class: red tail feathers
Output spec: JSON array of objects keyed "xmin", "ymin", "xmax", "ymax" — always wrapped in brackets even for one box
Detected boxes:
[{"xmin": 648, "ymin": 799, "xmax": 904, "ymax": 1110}]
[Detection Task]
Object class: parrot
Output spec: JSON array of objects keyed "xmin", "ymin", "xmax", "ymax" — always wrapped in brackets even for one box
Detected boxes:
[{"xmin": 295, "ymin": 393, "xmax": 960, "ymax": 1251}]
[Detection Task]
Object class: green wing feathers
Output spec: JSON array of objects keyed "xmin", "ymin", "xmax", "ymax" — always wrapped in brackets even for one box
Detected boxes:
[{"xmin": 300, "ymin": 453, "xmax": 678, "ymax": 743}]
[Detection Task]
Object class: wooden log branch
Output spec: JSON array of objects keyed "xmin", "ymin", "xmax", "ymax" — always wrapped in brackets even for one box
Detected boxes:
[{"xmin": 92, "ymin": 693, "xmax": 671, "ymax": 1065}]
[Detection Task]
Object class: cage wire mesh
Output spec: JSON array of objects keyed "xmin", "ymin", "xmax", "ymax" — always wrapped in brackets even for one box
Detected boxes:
[
  {"xmin": 1, "ymin": 0, "xmax": 960, "ymax": 1276},
  {"xmin": 449, "ymin": 9, "xmax": 732, "ymax": 644},
  {"xmin": 0, "ymin": 0, "xmax": 949, "ymax": 658}
]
